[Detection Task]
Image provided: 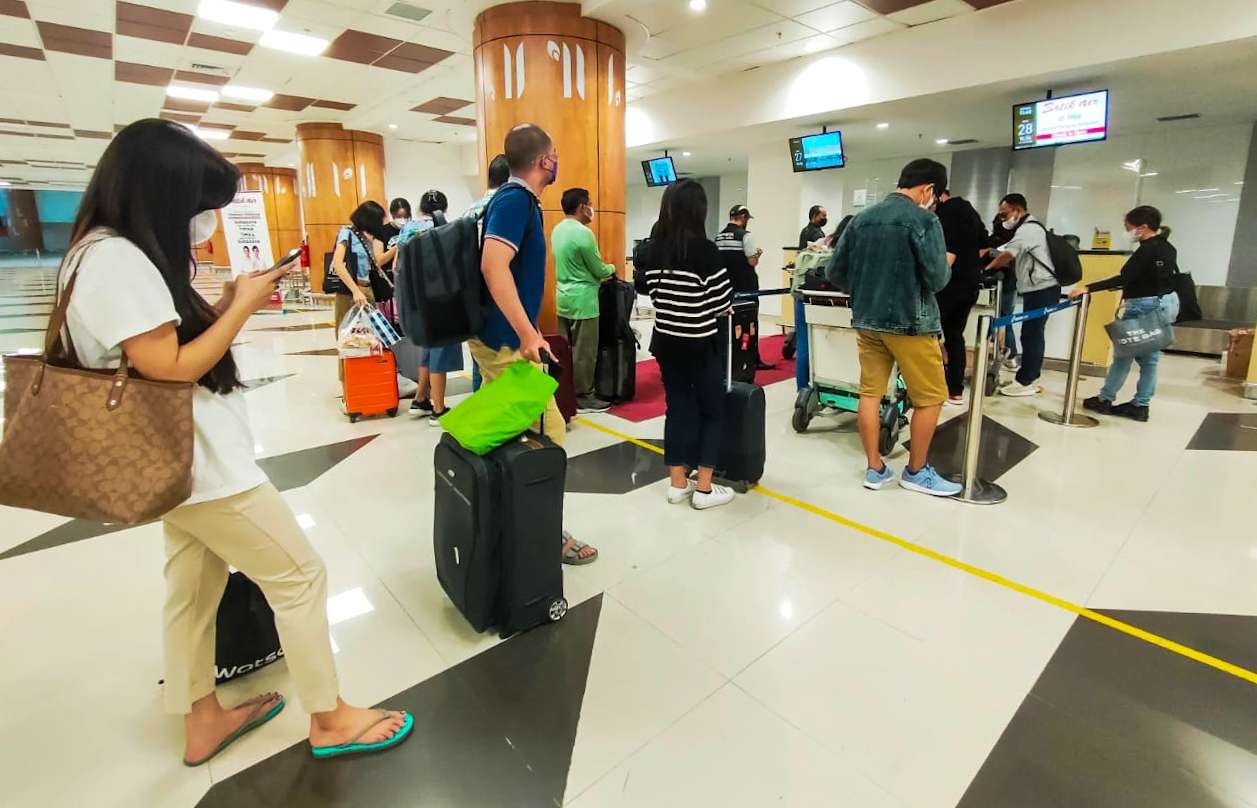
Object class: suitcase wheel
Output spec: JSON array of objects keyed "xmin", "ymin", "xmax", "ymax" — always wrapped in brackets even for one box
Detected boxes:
[
  {"xmin": 548, "ymin": 598, "xmax": 568, "ymax": 622},
  {"xmin": 387, "ymin": 408, "xmax": 398, "ymax": 418},
  {"xmin": 348, "ymin": 412, "xmax": 360, "ymax": 423}
]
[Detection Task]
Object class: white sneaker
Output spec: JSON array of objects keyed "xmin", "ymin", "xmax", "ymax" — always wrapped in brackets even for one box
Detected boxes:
[
  {"xmin": 692, "ymin": 484, "xmax": 735, "ymax": 510},
  {"xmin": 396, "ymin": 373, "xmax": 418, "ymax": 399},
  {"xmin": 998, "ymin": 380, "xmax": 1041, "ymax": 397},
  {"xmin": 666, "ymin": 481, "xmax": 696, "ymax": 505}
]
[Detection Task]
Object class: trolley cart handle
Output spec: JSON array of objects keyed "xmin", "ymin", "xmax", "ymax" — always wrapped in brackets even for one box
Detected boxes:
[{"xmin": 798, "ymin": 289, "xmax": 849, "ymax": 300}]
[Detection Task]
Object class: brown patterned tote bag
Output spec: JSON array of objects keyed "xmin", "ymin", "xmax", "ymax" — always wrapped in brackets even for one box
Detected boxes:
[{"xmin": 0, "ymin": 236, "xmax": 194, "ymax": 523}]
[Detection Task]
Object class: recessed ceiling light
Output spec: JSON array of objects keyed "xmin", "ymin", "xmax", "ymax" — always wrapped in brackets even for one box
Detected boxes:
[
  {"xmin": 876, "ymin": 122, "xmax": 889, "ymax": 129},
  {"xmin": 682, "ymin": 151, "xmax": 691, "ymax": 156},
  {"xmin": 259, "ymin": 29, "xmax": 329, "ymax": 57},
  {"xmin": 221, "ymin": 85, "xmax": 273, "ymax": 103},
  {"xmin": 935, "ymin": 138, "xmax": 948, "ymax": 145},
  {"xmin": 167, "ymin": 84, "xmax": 220, "ymax": 103},
  {"xmin": 689, "ymin": 0, "xmax": 707, "ymax": 11},
  {"xmin": 1140, "ymin": 172, "xmax": 1159, "ymax": 177},
  {"xmin": 389, "ymin": 123, "xmax": 398, "ymax": 130},
  {"xmin": 192, "ymin": 127, "xmax": 230, "ymax": 141},
  {"xmin": 196, "ymin": 0, "xmax": 279, "ymax": 32}
]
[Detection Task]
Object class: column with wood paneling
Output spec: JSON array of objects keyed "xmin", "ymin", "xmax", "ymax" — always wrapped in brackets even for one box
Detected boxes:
[{"xmin": 474, "ymin": 1, "xmax": 626, "ymax": 333}]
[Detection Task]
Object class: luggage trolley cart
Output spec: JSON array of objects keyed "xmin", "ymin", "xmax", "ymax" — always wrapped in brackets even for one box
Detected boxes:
[{"xmin": 791, "ymin": 288, "xmax": 911, "ymax": 456}]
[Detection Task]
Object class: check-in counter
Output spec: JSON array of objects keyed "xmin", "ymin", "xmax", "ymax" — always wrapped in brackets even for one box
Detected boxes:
[{"xmin": 1044, "ymin": 250, "xmax": 1128, "ymax": 373}]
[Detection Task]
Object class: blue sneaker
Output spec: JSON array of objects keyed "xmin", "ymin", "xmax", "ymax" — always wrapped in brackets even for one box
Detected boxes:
[
  {"xmin": 863, "ymin": 463, "xmax": 895, "ymax": 491},
  {"xmin": 899, "ymin": 464, "xmax": 962, "ymax": 497}
]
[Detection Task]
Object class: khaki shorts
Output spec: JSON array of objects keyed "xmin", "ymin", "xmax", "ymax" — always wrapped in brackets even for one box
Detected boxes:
[{"xmin": 856, "ymin": 330, "xmax": 947, "ymax": 408}]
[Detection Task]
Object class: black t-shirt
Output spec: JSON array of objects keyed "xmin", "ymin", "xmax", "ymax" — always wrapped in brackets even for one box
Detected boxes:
[
  {"xmin": 1089, "ymin": 235, "xmax": 1178, "ymax": 298},
  {"xmin": 379, "ymin": 223, "xmax": 401, "ymax": 271},
  {"xmin": 799, "ymin": 223, "xmax": 826, "ymax": 250},
  {"xmin": 935, "ymin": 196, "xmax": 987, "ymax": 295}
]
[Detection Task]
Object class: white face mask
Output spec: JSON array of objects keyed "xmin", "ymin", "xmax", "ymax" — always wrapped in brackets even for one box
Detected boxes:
[
  {"xmin": 1127, "ymin": 228, "xmax": 1142, "ymax": 243},
  {"xmin": 1002, "ymin": 215, "xmax": 1020, "ymax": 230},
  {"xmin": 919, "ymin": 194, "xmax": 935, "ymax": 211},
  {"xmin": 190, "ymin": 209, "xmax": 218, "ymax": 245},
  {"xmin": 393, "ymin": 216, "xmax": 410, "ymax": 227}
]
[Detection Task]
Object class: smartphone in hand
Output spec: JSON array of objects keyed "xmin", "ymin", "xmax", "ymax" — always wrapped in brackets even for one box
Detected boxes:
[{"xmin": 254, "ymin": 246, "xmax": 302, "ymax": 275}]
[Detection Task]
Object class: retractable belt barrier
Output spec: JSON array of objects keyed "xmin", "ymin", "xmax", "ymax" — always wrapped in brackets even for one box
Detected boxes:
[{"xmin": 990, "ymin": 297, "xmax": 1078, "ymax": 329}]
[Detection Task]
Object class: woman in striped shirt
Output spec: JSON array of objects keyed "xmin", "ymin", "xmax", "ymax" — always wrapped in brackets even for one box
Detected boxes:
[{"xmin": 641, "ymin": 179, "xmax": 736, "ymax": 510}]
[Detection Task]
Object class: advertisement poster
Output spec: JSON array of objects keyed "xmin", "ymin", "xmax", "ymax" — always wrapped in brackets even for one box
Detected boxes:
[{"xmin": 220, "ymin": 191, "xmax": 273, "ymax": 277}]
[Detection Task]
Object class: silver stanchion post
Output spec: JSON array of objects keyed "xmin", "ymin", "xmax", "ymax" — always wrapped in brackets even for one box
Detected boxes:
[
  {"xmin": 948, "ymin": 314, "xmax": 1007, "ymax": 505},
  {"xmin": 1039, "ymin": 294, "xmax": 1099, "ymax": 428}
]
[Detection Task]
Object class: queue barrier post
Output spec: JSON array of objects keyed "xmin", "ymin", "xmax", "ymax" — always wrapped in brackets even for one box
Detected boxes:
[
  {"xmin": 948, "ymin": 314, "xmax": 1007, "ymax": 505},
  {"xmin": 1038, "ymin": 293, "xmax": 1099, "ymax": 428}
]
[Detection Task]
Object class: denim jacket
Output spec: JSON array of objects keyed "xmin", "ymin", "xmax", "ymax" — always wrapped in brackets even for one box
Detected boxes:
[{"xmin": 826, "ymin": 193, "xmax": 951, "ymax": 335}]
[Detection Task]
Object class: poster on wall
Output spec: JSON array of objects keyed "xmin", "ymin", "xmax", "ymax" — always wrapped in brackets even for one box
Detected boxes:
[{"xmin": 220, "ymin": 191, "xmax": 273, "ymax": 277}]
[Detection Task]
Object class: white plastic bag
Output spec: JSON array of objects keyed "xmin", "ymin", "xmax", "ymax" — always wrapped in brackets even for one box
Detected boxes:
[{"xmin": 338, "ymin": 304, "xmax": 382, "ymax": 358}]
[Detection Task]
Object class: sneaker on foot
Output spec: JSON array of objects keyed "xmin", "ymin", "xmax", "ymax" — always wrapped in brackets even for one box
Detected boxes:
[
  {"xmin": 945, "ymin": 394, "xmax": 965, "ymax": 407},
  {"xmin": 863, "ymin": 463, "xmax": 895, "ymax": 491},
  {"xmin": 1082, "ymin": 395, "xmax": 1113, "ymax": 414},
  {"xmin": 409, "ymin": 398, "xmax": 433, "ymax": 416},
  {"xmin": 396, "ymin": 373, "xmax": 418, "ymax": 399},
  {"xmin": 1111, "ymin": 401, "xmax": 1150, "ymax": 422},
  {"xmin": 429, "ymin": 408, "xmax": 451, "ymax": 428},
  {"xmin": 899, "ymin": 464, "xmax": 962, "ymax": 497},
  {"xmin": 666, "ymin": 480, "xmax": 697, "ymax": 504},
  {"xmin": 692, "ymin": 483, "xmax": 735, "ymax": 510},
  {"xmin": 577, "ymin": 396, "xmax": 612, "ymax": 414},
  {"xmin": 998, "ymin": 380, "xmax": 1040, "ymax": 397}
]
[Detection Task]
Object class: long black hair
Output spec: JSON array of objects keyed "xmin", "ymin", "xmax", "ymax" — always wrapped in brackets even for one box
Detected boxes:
[
  {"xmin": 350, "ymin": 201, "xmax": 388, "ymax": 241},
  {"xmin": 654, "ymin": 178, "xmax": 707, "ymax": 268},
  {"xmin": 70, "ymin": 118, "xmax": 241, "ymax": 393}
]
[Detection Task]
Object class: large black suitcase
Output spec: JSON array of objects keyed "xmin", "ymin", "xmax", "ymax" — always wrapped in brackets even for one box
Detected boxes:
[
  {"xmin": 717, "ymin": 302, "xmax": 766, "ymax": 489},
  {"xmin": 598, "ymin": 277, "xmax": 637, "ymax": 346},
  {"xmin": 433, "ymin": 431, "xmax": 568, "ymax": 637},
  {"xmin": 595, "ymin": 339, "xmax": 636, "ymax": 402}
]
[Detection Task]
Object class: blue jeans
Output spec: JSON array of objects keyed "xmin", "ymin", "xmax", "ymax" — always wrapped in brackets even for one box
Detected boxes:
[
  {"xmin": 658, "ymin": 351, "xmax": 726, "ymax": 469},
  {"xmin": 1099, "ymin": 293, "xmax": 1180, "ymax": 406},
  {"xmin": 1015, "ymin": 286, "xmax": 1061, "ymax": 386},
  {"xmin": 999, "ymin": 272, "xmax": 1018, "ymax": 357},
  {"xmin": 471, "ymin": 361, "xmax": 482, "ymax": 391}
]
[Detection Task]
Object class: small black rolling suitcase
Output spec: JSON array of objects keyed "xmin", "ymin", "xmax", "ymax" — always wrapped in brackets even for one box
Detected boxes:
[
  {"xmin": 717, "ymin": 303, "xmax": 766, "ymax": 490},
  {"xmin": 433, "ymin": 431, "xmax": 569, "ymax": 637}
]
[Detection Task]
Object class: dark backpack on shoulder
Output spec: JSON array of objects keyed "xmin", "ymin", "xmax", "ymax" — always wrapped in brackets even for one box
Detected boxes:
[
  {"xmin": 632, "ymin": 237, "xmax": 652, "ymax": 295},
  {"xmin": 1026, "ymin": 221, "xmax": 1082, "ymax": 286}
]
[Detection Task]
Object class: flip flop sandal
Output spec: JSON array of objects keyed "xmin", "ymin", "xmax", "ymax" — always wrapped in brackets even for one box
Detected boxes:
[
  {"xmin": 310, "ymin": 710, "xmax": 414, "ymax": 760},
  {"xmin": 183, "ymin": 693, "xmax": 286, "ymax": 767},
  {"xmin": 562, "ymin": 539, "xmax": 598, "ymax": 566}
]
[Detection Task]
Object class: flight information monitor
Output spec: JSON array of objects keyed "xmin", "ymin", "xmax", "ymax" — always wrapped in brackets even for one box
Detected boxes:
[
  {"xmin": 789, "ymin": 131, "xmax": 845, "ymax": 172},
  {"xmin": 1013, "ymin": 90, "xmax": 1109, "ymax": 150},
  {"xmin": 642, "ymin": 156, "xmax": 677, "ymax": 187}
]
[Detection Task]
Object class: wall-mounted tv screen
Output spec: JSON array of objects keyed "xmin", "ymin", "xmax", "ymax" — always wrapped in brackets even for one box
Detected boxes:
[
  {"xmin": 789, "ymin": 131, "xmax": 845, "ymax": 172},
  {"xmin": 1013, "ymin": 89, "xmax": 1109, "ymax": 150},
  {"xmin": 642, "ymin": 156, "xmax": 677, "ymax": 187}
]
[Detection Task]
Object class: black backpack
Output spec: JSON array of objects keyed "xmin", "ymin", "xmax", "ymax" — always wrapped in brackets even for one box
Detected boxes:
[
  {"xmin": 1025, "ymin": 220, "xmax": 1082, "ymax": 286},
  {"xmin": 631, "ymin": 237, "xmax": 652, "ymax": 295}
]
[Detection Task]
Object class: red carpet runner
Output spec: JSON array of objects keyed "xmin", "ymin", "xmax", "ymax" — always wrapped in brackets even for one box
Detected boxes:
[{"xmin": 608, "ymin": 333, "xmax": 796, "ymax": 423}]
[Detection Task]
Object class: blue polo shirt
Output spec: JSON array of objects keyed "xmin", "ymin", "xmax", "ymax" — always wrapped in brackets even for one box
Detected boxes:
[{"xmin": 480, "ymin": 179, "xmax": 543, "ymax": 350}]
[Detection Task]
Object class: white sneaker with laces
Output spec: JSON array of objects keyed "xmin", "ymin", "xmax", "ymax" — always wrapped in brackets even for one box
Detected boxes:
[
  {"xmin": 998, "ymin": 380, "xmax": 1041, "ymax": 397},
  {"xmin": 692, "ymin": 484, "xmax": 735, "ymax": 511},
  {"xmin": 666, "ymin": 480, "xmax": 696, "ymax": 505}
]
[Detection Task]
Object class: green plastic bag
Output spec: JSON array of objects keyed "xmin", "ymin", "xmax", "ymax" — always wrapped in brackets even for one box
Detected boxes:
[{"xmin": 442, "ymin": 360, "xmax": 559, "ymax": 455}]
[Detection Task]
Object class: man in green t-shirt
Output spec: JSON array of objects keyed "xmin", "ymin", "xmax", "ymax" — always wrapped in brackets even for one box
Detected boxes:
[{"xmin": 553, "ymin": 187, "xmax": 616, "ymax": 412}]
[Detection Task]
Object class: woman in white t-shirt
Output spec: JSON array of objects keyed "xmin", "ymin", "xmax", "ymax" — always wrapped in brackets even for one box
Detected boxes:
[{"xmin": 64, "ymin": 119, "xmax": 412, "ymax": 765}]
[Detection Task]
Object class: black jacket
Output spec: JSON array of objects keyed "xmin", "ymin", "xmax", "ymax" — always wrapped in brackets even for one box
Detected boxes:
[
  {"xmin": 935, "ymin": 196, "xmax": 987, "ymax": 296},
  {"xmin": 1089, "ymin": 235, "xmax": 1178, "ymax": 299}
]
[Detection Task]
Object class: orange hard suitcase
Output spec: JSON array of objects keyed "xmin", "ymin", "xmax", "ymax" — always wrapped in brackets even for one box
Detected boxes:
[{"xmin": 342, "ymin": 351, "xmax": 399, "ymax": 422}]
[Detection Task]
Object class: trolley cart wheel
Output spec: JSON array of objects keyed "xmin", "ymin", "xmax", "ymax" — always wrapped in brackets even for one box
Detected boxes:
[{"xmin": 792, "ymin": 386, "xmax": 815, "ymax": 433}]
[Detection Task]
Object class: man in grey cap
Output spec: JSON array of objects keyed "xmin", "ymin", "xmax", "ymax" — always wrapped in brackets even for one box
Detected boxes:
[{"xmin": 715, "ymin": 204, "xmax": 774, "ymax": 370}]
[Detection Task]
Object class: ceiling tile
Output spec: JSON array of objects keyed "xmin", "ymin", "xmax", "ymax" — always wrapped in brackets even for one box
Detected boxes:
[
  {"xmin": 259, "ymin": 136, "xmax": 290, "ymax": 143},
  {"xmin": 0, "ymin": 0, "xmax": 30, "ymax": 19},
  {"xmin": 433, "ymin": 115, "xmax": 474, "ymax": 126},
  {"xmin": 265, "ymin": 93, "xmax": 314, "ymax": 111},
  {"xmin": 828, "ymin": 15, "xmax": 904, "ymax": 45},
  {"xmin": 0, "ymin": 41, "xmax": 42, "ymax": 59},
  {"xmin": 27, "ymin": 119, "xmax": 69, "ymax": 127},
  {"xmin": 374, "ymin": 41, "xmax": 452, "ymax": 73},
  {"xmin": 753, "ymin": 0, "xmax": 835, "ymax": 14},
  {"xmin": 35, "ymin": 131, "xmax": 73, "ymax": 139},
  {"xmin": 0, "ymin": 116, "xmax": 22, "ymax": 123},
  {"xmin": 965, "ymin": 0, "xmax": 1014, "ymax": 7},
  {"xmin": 310, "ymin": 99, "xmax": 355, "ymax": 110},
  {"xmin": 214, "ymin": 101, "xmax": 255, "ymax": 112},
  {"xmin": 228, "ymin": 130, "xmax": 265, "ymax": 139},
  {"xmin": 174, "ymin": 68, "xmax": 229, "ymax": 85},
  {"xmin": 888, "ymin": 0, "xmax": 973, "ymax": 24},
  {"xmin": 186, "ymin": 31, "xmax": 252, "ymax": 56},
  {"xmin": 411, "ymin": 96, "xmax": 470, "ymax": 115},
  {"xmin": 115, "ymin": 1, "xmax": 192, "ymax": 46},
  {"xmin": 795, "ymin": 1, "xmax": 878, "ymax": 32},
  {"xmin": 159, "ymin": 110, "xmax": 200, "ymax": 124},
  {"xmin": 326, "ymin": 28, "xmax": 401, "ymax": 65},
  {"xmin": 856, "ymin": 0, "xmax": 929, "ymax": 11},
  {"xmin": 115, "ymin": 60, "xmax": 172, "ymax": 86},
  {"xmin": 73, "ymin": 129, "xmax": 111, "ymax": 138},
  {"xmin": 163, "ymin": 96, "xmax": 210, "ymax": 113},
  {"xmin": 36, "ymin": 21, "xmax": 112, "ymax": 59}
]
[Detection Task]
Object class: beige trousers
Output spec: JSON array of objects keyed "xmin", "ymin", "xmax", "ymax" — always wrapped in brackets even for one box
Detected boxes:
[
  {"xmin": 467, "ymin": 338, "xmax": 566, "ymax": 447},
  {"xmin": 161, "ymin": 483, "xmax": 339, "ymax": 714}
]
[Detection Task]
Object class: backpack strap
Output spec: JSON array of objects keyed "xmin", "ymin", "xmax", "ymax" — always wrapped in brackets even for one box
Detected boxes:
[{"xmin": 1022, "ymin": 220, "xmax": 1059, "ymax": 284}]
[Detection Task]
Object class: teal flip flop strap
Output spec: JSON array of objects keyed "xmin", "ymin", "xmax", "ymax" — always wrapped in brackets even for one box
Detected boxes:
[{"xmin": 310, "ymin": 711, "xmax": 414, "ymax": 759}]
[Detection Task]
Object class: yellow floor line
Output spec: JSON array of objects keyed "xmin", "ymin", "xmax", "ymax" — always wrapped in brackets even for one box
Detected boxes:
[{"xmin": 575, "ymin": 416, "xmax": 1257, "ymax": 687}]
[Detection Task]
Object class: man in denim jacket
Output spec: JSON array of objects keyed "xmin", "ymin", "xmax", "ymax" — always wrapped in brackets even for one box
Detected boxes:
[{"xmin": 827, "ymin": 158, "xmax": 960, "ymax": 497}]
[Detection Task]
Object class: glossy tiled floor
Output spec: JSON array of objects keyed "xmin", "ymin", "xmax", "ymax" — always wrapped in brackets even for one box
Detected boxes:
[{"xmin": 3, "ymin": 264, "xmax": 1257, "ymax": 808}]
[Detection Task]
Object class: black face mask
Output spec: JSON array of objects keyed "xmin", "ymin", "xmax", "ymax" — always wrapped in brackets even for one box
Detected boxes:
[{"xmin": 817, "ymin": 217, "xmax": 828, "ymax": 228}]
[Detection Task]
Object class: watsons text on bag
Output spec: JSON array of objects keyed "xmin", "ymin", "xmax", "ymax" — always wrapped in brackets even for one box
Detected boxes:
[{"xmin": 215, "ymin": 648, "xmax": 285, "ymax": 682}]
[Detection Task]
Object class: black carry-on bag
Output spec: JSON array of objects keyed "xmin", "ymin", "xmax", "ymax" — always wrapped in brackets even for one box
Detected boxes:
[
  {"xmin": 214, "ymin": 572, "xmax": 284, "ymax": 682},
  {"xmin": 716, "ymin": 300, "xmax": 767, "ymax": 491},
  {"xmin": 595, "ymin": 277, "xmax": 639, "ymax": 402},
  {"xmin": 433, "ymin": 402, "xmax": 568, "ymax": 637}
]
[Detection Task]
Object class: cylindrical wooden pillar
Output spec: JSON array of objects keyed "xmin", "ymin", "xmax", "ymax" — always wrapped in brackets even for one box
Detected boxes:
[
  {"xmin": 237, "ymin": 163, "xmax": 302, "ymax": 260},
  {"xmin": 295, "ymin": 123, "xmax": 386, "ymax": 291},
  {"xmin": 5, "ymin": 189, "xmax": 45, "ymax": 251},
  {"xmin": 474, "ymin": 1, "xmax": 626, "ymax": 333}
]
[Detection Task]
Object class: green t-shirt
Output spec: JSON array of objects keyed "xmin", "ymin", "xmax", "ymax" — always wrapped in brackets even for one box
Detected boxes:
[{"xmin": 552, "ymin": 218, "xmax": 615, "ymax": 320}]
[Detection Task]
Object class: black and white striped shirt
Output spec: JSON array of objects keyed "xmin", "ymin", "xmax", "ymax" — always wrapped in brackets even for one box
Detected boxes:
[{"xmin": 642, "ymin": 238, "xmax": 733, "ymax": 349}]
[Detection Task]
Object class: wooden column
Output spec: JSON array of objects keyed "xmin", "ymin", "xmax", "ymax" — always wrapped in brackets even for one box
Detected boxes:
[
  {"xmin": 295, "ymin": 123, "xmax": 386, "ymax": 291},
  {"xmin": 474, "ymin": 1, "xmax": 626, "ymax": 333}
]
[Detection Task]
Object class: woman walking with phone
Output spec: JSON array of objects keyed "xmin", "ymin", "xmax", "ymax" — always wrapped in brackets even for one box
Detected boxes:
[{"xmin": 61, "ymin": 119, "xmax": 412, "ymax": 765}]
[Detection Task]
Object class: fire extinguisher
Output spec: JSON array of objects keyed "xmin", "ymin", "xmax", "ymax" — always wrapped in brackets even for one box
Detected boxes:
[{"xmin": 299, "ymin": 238, "xmax": 310, "ymax": 269}]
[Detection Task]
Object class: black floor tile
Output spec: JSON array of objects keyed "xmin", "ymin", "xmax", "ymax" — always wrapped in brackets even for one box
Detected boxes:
[
  {"xmin": 1187, "ymin": 413, "xmax": 1257, "ymax": 452},
  {"xmin": 904, "ymin": 414, "xmax": 1037, "ymax": 481},
  {"xmin": 566, "ymin": 439, "xmax": 668, "ymax": 495},
  {"xmin": 198, "ymin": 596, "xmax": 602, "ymax": 808},
  {"xmin": 959, "ymin": 610, "xmax": 1257, "ymax": 808}
]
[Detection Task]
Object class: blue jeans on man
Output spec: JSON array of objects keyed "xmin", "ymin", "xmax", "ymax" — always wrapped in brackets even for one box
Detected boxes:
[
  {"xmin": 1016, "ymin": 286, "xmax": 1062, "ymax": 387},
  {"xmin": 998, "ymin": 271, "xmax": 1018, "ymax": 358},
  {"xmin": 1099, "ymin": 293, "xmax": 1180, "ymax": 406}
]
